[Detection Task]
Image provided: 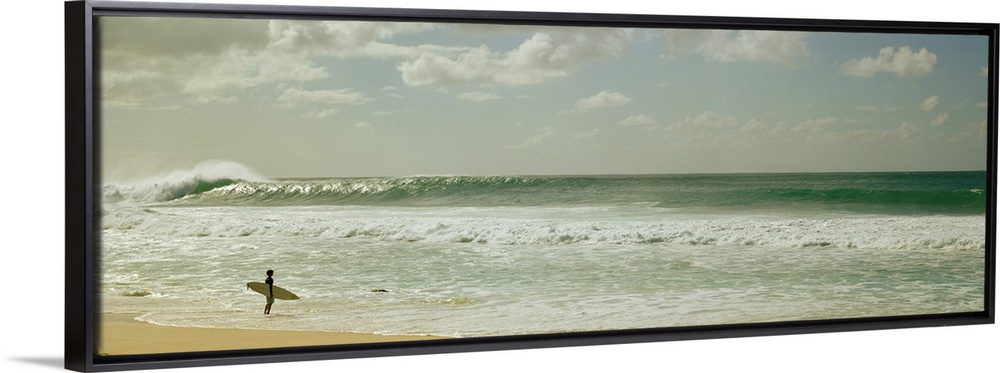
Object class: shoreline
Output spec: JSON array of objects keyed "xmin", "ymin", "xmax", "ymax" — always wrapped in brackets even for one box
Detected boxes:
[{"xmin": 97, "ymin": 313, "xmax": 449, "ymax": 356}]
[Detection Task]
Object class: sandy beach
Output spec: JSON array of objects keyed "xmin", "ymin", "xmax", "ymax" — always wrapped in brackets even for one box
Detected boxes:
[{"xmin": 97, "ymin": 313, "xmax": 448, "ymax": 356}]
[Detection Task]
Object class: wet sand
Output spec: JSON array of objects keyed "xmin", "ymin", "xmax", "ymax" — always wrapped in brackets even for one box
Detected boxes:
[{"xmin": 98, "ymin": 313, "xmax": 447, "ymax": 356}]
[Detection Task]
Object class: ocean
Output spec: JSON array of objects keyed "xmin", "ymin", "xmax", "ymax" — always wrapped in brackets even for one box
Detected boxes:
[{"xmin": 98, "ymin": 166, "xmax": 987, "ymax": 339}]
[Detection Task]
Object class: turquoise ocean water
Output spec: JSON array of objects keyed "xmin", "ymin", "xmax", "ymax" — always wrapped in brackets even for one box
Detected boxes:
[{"xmin": 99, "ymin": 166, "xmax": 987, "ymax": 338}]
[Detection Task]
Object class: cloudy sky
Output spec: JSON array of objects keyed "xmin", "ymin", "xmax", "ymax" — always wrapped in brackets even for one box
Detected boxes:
[{"xmin": 98, "ymin": 15, "xmax": 990, "ymax": 179}]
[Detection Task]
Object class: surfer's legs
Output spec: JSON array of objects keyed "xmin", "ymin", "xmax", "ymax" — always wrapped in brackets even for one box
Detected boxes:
[{"xmin": 265, "ymin": 296, "xmax": 274, "ymax": 314}]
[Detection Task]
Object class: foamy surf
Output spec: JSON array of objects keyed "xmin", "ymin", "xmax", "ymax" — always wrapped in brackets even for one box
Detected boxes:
[{"xmin": 98, "ymin": 163, "xmax": 987, "ymax": 338}]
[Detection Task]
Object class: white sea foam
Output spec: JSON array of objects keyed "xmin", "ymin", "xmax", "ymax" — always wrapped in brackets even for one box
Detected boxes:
[{"xmin": 101, "ymin": 205, "xmax": 985, "ymax": 251}]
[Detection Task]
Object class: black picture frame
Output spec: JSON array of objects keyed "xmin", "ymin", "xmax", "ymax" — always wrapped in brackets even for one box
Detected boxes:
[{"xmin": 65, "ymin": 0, "xmax": 997, "ymax": 371}]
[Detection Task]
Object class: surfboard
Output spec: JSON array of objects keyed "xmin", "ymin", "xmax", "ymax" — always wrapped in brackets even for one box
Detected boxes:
[{"xmin": 246, "ymin": 282, "xmax": 300, "ymax": 300}]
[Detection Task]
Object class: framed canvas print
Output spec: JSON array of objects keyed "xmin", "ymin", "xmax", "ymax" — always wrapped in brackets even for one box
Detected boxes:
[{"xmin": 65, "ymin": 0, "xmax": 997, "ymax": 371}]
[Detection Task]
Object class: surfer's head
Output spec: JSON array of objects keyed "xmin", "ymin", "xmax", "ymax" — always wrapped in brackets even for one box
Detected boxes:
[{"xmin": 266, "ymin": 269, "xmax": 274, "ymax": 277}]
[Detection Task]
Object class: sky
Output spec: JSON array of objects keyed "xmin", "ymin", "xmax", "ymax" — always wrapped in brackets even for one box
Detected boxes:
[{"xmin": 98, "ymin": 15, "xmax": 991, "ymax": 179}]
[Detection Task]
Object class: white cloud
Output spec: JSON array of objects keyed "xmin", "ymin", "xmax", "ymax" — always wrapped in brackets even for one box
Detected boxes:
[
  {"xmin": 266, "ymin": 20, "xmax": 433, "ymax": 57},
  {"xmin": 191, "ymin": 95, "xmax": 238, "ymax": 105},
  {"xmin": 737, "ymin": 119, "xmax": 768, "ymax": 133},
  {"xmin": 457, "ymin": 91, "xmax": 502, "ymax": 102},
  {"xmin": 102, "ymin": 45, "xmax": 331, "ymax": 106},
  {"xmin": 920, "ymin": 95, "xmax": 940, "ymax": 111},
  {"xmin": 931, "ymin": 113, "xmax": 950, "ymax": 127},
  {"xmin": 399, "ymin": 29, "xmax": 630, "ymax": 87},
  {"xmin": 840, "ymin": 46, "xmax": 937, "ymax": 77},
  {"xmin": 186, "ymin": 50, "xmax": 330, "ymax": 101},
  {"xmin": 507, "ymin": 127, "xmax": 558, "ymax": 149},
  {"xmin": 968, "ymin": 120, "xmax": 987, "ymax": 142},
  {"xmin": 279, "ymin": 87, "xmax": 369, "ymax": 105},
  {"xmin": 837, "ymin": 122, "xmax": 922, "ymax": 145},
  {"xmin": 946, "ymin": 120, "xmax": 987, "ymax": 143},
  {"xmin": 896, "ymin": 122, "xmax": 921, "ymax": 140},
  {"xmin": 396, "ymin": 47, "xmax": 492, "ymax": 86},
  {"xmin": 667, "ymin": 111, "xmax": 740, "ymax": 131},
  {"xmin": 618, "ymin": 114, "xmax": 657, "ymax": 126},
  {"xmin": 856, "ymin": 105, "xmax": 879, "ymax": 112},
  {"xmin": 574, "ymin": 91, "xmax": 631, "ymax": 111},
  {"xmin": 302, "ymin": 108, "xmax": 339, "ymax": 119},
  {"xmin": 658, "ymin": 110, "xmax": 932, "ymax": 150},
  {"xmin": 664, "ymin": 29, "xmax": 811, "ymax": 67},
  {"xmin": 799, "ymin": 117, "xmax": 839, "ymax": 128},
  {"xmin": 101, "ymin": 18, "xmax": 433, "ymax": 106}
]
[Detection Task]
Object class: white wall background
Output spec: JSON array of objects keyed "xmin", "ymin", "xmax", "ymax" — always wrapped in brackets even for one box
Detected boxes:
[{"xmin": 3, "ymin": 1, "xmax": 996, "ymax": 372}]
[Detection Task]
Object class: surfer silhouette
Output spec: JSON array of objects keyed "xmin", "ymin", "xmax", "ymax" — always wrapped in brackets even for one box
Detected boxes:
[
  {"xmin": 264, "ymin": 269, "xmax": 275, "ymax": 314},
  {"xmin": 247, "ymin": 270, "xmax": 299, "ymax": 312}
]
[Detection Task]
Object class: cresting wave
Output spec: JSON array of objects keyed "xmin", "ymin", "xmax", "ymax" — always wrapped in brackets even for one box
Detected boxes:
[
  {"xmin": 187, "ymin": 176, "xmax": 557, "ymax": 206},
  {"xmin": 103, "ymin": 172, "xmax": 988, "ymax": 214},
  {"xmin": 103, "ymin": 160, "xmax": 268, "ymax": 204},
  {"xmin": 104, "ymin": 174, "xmax": 553, "ymax": 205}
]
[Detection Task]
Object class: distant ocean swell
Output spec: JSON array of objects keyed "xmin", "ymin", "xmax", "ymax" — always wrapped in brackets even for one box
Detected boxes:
[{"xmin": 102, "ymin": 172, "xmax": 987, "ymax": 214}]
